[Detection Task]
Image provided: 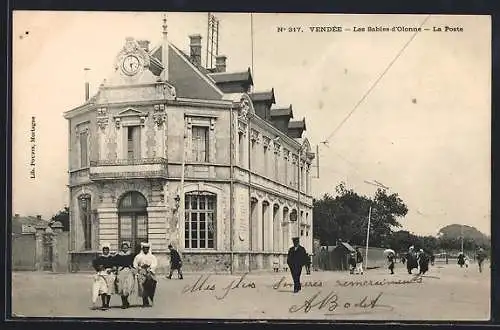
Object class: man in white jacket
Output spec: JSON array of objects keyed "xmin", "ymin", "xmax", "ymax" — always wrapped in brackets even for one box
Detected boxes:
[{"xmin": 133, "ymin": 242, "xmax": 158, "ymax": 307}]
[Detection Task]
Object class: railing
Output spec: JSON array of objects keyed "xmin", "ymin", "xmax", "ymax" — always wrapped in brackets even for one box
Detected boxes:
[
  {"xmin": 88, "ymin": 158, "xmax": 168, "ymax": 180},
  {"xmin": 89, "ymin": 170, "xmax": 168, "ymax": 180},
  {"xmin": 90, "ymin": 158, "xmax": 167, "ymax": 166}
]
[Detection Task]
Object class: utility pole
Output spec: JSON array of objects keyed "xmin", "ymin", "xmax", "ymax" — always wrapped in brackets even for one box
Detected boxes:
[
  {"xmin": 461, "ymin": 224, "xmax": 464, "ymax": 254},
  {"xmin": 365, "ymin": 206, "xmax": 372, "ymax": 270}
]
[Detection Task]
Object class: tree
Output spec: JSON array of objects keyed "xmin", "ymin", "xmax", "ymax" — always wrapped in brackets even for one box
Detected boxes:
[
  {"xmin": 313, "ymin": 183, "xmax": 408, "ymax": 247},
  {"xmin": 50, "ymin": 206, "xmax": 70, "ymax": 231}
]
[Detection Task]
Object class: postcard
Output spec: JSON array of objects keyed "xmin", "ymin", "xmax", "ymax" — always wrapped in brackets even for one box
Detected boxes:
[{"xmin": 11, "ymin": 11, "xmax": 491, "ymax": 320}]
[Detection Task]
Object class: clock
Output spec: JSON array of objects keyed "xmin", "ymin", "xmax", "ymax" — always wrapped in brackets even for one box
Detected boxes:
[{"xmin": 122, "ymin": 55, "xmax": 141, "ymax": 75}]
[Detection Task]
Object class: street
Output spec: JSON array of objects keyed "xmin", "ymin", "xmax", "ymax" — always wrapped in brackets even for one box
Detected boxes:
[{"xmin": 11, "ymin": 261, "xmax": 490, "ymax": 320}]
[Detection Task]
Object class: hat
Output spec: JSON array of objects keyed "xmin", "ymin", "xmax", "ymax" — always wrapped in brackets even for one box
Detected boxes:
[
  {"xmin": 140, "ymin": 242, "xmax": 150, "ymax": 248},
  {"xmin": 292, "ymin": 237, "xmax": 299, "ymax": 242},
  {"xmin": 101, "ymin": 242, "xmax": 111, "ymax": 249},
  {"xmin": 168, "ymin": 244, "xmax": 173, "ymax": 248},
  {"xmin": 121, "ymin": 241, "xmax": 130, "ymax": 248}
]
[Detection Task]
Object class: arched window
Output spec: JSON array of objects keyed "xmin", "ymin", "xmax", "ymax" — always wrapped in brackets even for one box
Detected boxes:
[
  {"xmin": 185, "ymin": 192, "xmax": 216, "ymax": 249},
  {"xmin": 118, "ymin": 191, "xmax": 148, "ymax": 254}
]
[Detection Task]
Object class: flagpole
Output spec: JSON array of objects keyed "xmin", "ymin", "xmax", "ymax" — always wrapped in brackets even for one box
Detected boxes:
[{"xmin": 365, "ymin": 206, "xmax": 372, "ymax": 269}]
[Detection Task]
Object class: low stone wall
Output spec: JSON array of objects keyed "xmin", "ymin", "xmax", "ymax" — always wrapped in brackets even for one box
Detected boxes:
[{"xmin": 12, "ymin": 234, "xmax": 37, "ymax": 271}]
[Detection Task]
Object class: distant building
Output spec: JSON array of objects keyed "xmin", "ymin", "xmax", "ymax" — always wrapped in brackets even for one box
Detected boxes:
[
  {"xmin": 63, "ymin": 18, "xmax": 314, "ymax": 272},
  {"xmin": 12, "ymin": 214, "xmax": 45, "ymax": 234}
]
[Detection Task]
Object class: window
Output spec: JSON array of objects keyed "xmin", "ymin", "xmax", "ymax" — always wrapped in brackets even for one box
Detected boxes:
[
  {"xmin": 127, "ymin": 126, "xmax": 141, "ymax": 160},
  {"xmin": 79, "ymin": 130, "xmax": 88, "ymax": 167},
  {"xmin": 274, "ymin": 153, "xmax": 279, "ymax": 181},
  {"xmin": 284, "ymin": 158, "xmax": 288, "ymax": 184},
  {"xmin": 239, "ymin": 133, "xmax": 245, "ymax": 166},
  {"xmin": 263, "ymin": 145, "xmax": 268, "ymax": 176},
  {"xmin": 301, "ymin": 229, "xmax": 304, "ymax": 237},
  {"xmin": 185, "ymin": 193, "xmax": 216, "ymax": 249},
  {"xmin": 118, "ymin": 191, "xmax": 148, "ymax": 254},
  {"xmin": 192, "ymin": 126, "xmax": 209, "ymax": 162},
  {"xmin": 79, "ymin": 195, "xmax": 92, "ymax": 250}
]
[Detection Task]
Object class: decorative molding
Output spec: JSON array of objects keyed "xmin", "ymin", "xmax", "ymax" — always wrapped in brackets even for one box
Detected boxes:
[
  {"xmin": 156, "ymin": 82, "xmax": 177, "ymax": 101},
  {"xmin": 75, "ymin": 123, "xmax": 90, "ymax": 136},
  {"xmin": 283, "ymin": 149, "xmax": 290, "ymax": 160},
  {"xmin": 250, "ymin": 129, "xmax": 260, "ymax": 143},
  {"xmin": 262, "ymin": 136, "xmax": 271, "ymax": 147},
  {"xmin": 114, "ymin": 37, "xmax": 150, "ymax": 76},
  {"xmin": 273, "ymin": 142, "xmax": 281, "ymax": 154},
  {"xmin": 115, "ymin": 117, "xmax": 121, "ymax": 129},
  {"xmin": 210, "ymin": 118, "xmax": 216, "ymax": 131},
  {"xmin": 186, "ymin": 117, "xmax": 193, "ymax": 130},
  {"xmin": 238, "ymin": 121, "xmax": 247, "ymax": 135},
  {"xmin": 239, "ymin": 97, "xmax": 250, "ymax": 120},
  {"xmin": 96, "ymin": 107, "xmax": 109, "ymax": 130},
  {"xmin": 153, "ymin": 104, "xmax": 166, "ymax": 128}
]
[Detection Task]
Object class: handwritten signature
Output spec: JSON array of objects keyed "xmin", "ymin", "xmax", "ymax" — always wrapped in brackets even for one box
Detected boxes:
[{"xmin": 289, "ymin": 291, "xmax": 392, "ymax": 314}]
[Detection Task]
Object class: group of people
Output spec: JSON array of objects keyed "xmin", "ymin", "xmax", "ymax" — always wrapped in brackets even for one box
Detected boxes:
[
  {"xmin": 458, "ymin": 248, "xmax": 487, "ymax": 272},
  {"xmin": 402, "ymin": 246, "xmax": 431, "ymax": 275},
  {"xmin": 91, "ymin": 241, "xmax": 183, "ymax": 310},
  {"xmin": 348, "ymin": 247, "xmax": 364, "ymax": 275}
]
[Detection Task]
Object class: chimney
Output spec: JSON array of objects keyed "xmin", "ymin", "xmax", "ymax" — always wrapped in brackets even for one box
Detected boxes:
[
  {"xmin": 84, "ymin": 67, "xmax": 91, "ymax": 101},
  {"xmin": 215, "ymin": 55, "xmax": 227, "ymax": 73},
  {"xmin": 189, "ymin": 34, "xmax": 202, "ymax": 66},
  {"xmin": 137, "ymin": 40, "xmax": 150, "ymax": 52},
  {"xmin": 36, "ymin": 215, "xmax": 42, "ymax": 220}
]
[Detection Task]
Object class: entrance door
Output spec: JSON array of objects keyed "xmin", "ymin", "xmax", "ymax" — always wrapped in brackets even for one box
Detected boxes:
[{"xmin": 118, "ymin": 191, "xmax": 148, "ymax": 254}]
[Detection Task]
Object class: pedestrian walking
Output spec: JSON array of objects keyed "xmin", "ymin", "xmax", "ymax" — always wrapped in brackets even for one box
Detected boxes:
[
  {"xmin": 406, "ymin": 246, "xmax": 418, "ymax": 274},
  {"xmin": 355, "ymin": 247, "xmax": 364, "ymax": 275},
  {"xmin": 287, "ymin": 237, "xmax": 309, "ymax": 293},
  {"xmin": 387, "ymin": 252, "xmax": 395, "ymax": 275},
  {"xmin": 457, "ymin": 252, "xmax": 465, "ymax": 268},
  {"xmin": 418, "ymin": 249, "xmax": 430, "ymax": 275},
  {"xmin": 167, "ymin": 244, "xmax": 183, "ymax": 279},
  {"xmin": 476, "ymin": 248, "xmax": 486, "ymax": 273},
  {"xmin": 134, "ymin": 242, "xmax": 158, "ymax": 307},
  {"xmin": 91, "ymin": 243, "xmax": 115, "ymax": 310},
  {"xmin": 113, "ymin": 241, "xmax": 136, "ymax": 309}
]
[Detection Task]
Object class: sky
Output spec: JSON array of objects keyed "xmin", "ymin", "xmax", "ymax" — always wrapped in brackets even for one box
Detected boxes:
[{"xmin": 12, "ymin": 12, "xmax": 491, "ymax": 236}]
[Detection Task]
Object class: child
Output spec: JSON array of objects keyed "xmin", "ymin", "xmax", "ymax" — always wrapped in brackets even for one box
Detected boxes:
[{"xmin": 272, "ymin": 256, "xmax": 280, "ymax": 272}]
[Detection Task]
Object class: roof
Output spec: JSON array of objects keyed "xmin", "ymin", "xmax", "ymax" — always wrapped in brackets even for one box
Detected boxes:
[
  {"xmin": 249, "ymin": 89, "xmax": 275, "ymax": 103},
  {"xmin": 337, "ymin": 242, "xmax": 356, "ymax": 252},
  {"xmin": 271, "ymin": 105, "xmax": 293, "ymax": 118},
  {"xmin": 209, "ymin": 69, "xmax": 253, "ymax": 85}
]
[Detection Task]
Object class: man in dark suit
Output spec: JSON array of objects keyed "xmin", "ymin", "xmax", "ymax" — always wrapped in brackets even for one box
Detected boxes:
[{"xmin": 287, "ymin": 237, "xmax": 309, "ymax": 293}]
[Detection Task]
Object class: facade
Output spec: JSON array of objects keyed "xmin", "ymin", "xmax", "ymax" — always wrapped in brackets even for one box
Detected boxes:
[{"xmin": 64, "ymin": 21, "xmax": 315, "ymax": 273}]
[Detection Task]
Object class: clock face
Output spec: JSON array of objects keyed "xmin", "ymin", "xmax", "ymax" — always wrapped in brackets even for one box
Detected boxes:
[{"xmin": 122, "ymin": 55, "xmax": 140, "ymax": 75}]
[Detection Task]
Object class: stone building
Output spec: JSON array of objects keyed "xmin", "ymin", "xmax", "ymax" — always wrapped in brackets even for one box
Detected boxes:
[{"xmin": 64, "ymin": 19, "xmax": 315, "ymax": 273}]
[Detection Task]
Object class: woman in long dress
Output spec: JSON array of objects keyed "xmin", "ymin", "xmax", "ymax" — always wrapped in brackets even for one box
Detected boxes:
[
  {"xmin": 113, "ymin": 241, "xmax": 136, "ymax": 309},
  {"xmin": 134, "ymin": 242, "xmax": 158, "ymax": 307},
  {"xmin": 91, "ymin": 243, "xmax": 115, "ymax": 310}
]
